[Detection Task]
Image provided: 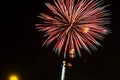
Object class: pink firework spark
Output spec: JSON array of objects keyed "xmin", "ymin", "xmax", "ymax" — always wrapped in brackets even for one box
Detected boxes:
[{"xmin": 36, "ymin": 0, "xmax": 110, "ymax": 58}]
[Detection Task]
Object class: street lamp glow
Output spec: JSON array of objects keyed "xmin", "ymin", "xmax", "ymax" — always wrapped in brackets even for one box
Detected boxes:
[{"xmin": 9, "ymin": 75, "xmax": 18, "ymax": 80}]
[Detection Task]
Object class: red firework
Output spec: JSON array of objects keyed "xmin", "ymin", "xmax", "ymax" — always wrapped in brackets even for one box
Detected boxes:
[{"xmin": 36, "ymin": 0, "xmax": 110, "ymax": 58}]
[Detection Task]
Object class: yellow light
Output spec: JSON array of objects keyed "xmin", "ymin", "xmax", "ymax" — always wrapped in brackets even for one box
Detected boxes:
[
  {"xmin": 70, "ymin": 49, "xmax": 74, "ymax": 54},
  {"xmin": 63, "ymin": 61, "xmax": 66, "ymax": 64},
  {"xmin": 9, "ymin": 75, "xmax": 18, "ymax": 80},
  {"xmin": 82, "ymin": 27, "xmax": 89, "ymax": 33}
]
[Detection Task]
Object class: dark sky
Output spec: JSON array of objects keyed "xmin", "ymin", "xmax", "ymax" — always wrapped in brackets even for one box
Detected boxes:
[{"xmin": 0, "ymin": 0, "xmax": 120, "ymax": 80}]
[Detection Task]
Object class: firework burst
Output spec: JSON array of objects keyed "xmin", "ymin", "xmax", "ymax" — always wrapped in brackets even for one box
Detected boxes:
[{"xmin": 36, "ymin": 0, "xmax": 110, "ymax": 58}]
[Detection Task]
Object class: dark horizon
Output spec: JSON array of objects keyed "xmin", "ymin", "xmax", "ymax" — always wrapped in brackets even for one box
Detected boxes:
[{"xmin": 0, "ymin": 0, "xmax": 120, "ymax": 80}]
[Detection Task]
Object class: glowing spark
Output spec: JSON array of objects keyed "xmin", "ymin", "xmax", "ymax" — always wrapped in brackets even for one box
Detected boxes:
[
  {"xmin": 70, "ymin": 49, "xmax": 75, "ymax": 54},
  {"xmin": 70, "ymin": 49, "xmax": 75, "ymax": 58},
  {"xmin": 82, "ymin": 27, "xmax": 89, "ymax": 33},
  {"xmin": 67, "ymin": 63, "xmax": 72, "ymax": 67}
]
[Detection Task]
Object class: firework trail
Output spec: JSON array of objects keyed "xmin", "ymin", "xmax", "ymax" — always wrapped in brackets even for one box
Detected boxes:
[
  {"xmin": 36, "ymin": 0, "xmax": 110, "ymax": 58},
  {"xmin": 61, "ymin": 61, "xmax": 66, "ymax": 80}
]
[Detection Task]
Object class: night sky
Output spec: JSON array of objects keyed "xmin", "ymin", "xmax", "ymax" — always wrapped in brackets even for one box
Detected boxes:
[{"xmin": 0, "ymin": 0, "xmax": 120, "ymax": 80}]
